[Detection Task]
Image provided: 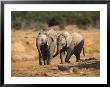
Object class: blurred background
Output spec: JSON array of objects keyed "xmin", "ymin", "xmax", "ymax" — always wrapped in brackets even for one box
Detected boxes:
[{"xmin": 11, "ymin": 11, "xmax": 100, "ymax": 30}]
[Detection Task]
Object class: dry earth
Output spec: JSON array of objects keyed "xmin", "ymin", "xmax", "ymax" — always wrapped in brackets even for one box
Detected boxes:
[{"xmin": 11, "ymin": 25, "xmax": 100, "ymax": 77}]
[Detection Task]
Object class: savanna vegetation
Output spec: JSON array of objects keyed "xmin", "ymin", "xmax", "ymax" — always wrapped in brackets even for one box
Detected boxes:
[{"xmin": 11, "ymin": 11, "xmax": 100, "ymax": 30}]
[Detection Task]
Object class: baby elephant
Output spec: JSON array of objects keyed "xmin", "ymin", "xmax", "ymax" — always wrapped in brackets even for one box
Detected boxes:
[
  {"xmin": 36, "ymin": 32, "xmax": 52, "ymax": 65},
  {"xmin": 36, "ymin": 29, "xmax": 57, "ymax": 65},
  {"xmin": 53, "ymin": 31, "xmax": 85, "ymax": 64}
]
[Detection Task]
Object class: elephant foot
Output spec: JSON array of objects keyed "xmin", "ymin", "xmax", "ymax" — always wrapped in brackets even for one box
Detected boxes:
[
  {"xmin": 60, "ymin": 62, "xmax": 64, "ymax": 64},
  {"xmin": 47, "ymin": 62, "xmax": 51, "ymax": 65},
  {"xmin": 65, "ymin": 60, "xmax": 70, "ymax": 63},
  {"xmin": 76, "ymin": 59, "xmax": 80, "ymax": 62},
  {"xmin": 47, "ymin": 63, "xmax": 50, "ymax": 65},
  {"xmin": 39, "ymin": 64, "xmax": 42, "ymax": 65},
  {"xmin": 39, "ymin": 62, "xmax": 42, "ymax": 65}
]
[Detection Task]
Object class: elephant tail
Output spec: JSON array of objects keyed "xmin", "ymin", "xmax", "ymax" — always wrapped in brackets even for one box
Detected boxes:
[{"xmin": 83, "ymin": 47, "xmax": 85, "ymax": 56}]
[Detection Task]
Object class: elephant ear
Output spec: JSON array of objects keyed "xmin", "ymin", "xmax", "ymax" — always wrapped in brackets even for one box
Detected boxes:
[
  {"xmin": 66, "ymin": 35, "xmax": 73, "ymax": 47},
  {"xmin": 63, "ymin": 32, "xmax": 73, "ymax": 47},
  {"xmin": 47, "ymin": 36, "xmax": 53, "ymax": 48}
]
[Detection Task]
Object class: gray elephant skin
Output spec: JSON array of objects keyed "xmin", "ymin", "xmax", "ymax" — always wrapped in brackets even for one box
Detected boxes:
[
  {"xmin": 53, "ymin": 31, "xmax": 85, "ymax": 64},
  {"xmin": 36, "ymin": 29, "xmax": 57, "ymax": 65}
]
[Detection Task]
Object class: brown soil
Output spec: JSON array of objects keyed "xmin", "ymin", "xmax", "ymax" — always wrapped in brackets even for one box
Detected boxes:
[{"xmin": 11, "ymin": 26, "xmax": 100, "ymax": 77}]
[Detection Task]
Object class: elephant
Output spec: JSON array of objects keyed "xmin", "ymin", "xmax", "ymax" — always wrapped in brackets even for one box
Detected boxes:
[
  {"xmin": 53, "ymin": 31, "xmax": 85, "ymax": 64},
  {"xmin": 36, "ymin": 29, "xmax": 57, "ymax": 65}
]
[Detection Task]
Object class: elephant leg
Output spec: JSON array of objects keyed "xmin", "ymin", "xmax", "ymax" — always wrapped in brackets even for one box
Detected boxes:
[
  {"xmin": 65, "ymin": 49, "xmax": 72, "ymax": 63},
  {"xmin": 44, "ymin": 52, "xmax": 48, "ymax": 65},
  {"xmin": 47, "ymin": 56, "xmax": 51, "ymax": 65},
  {"xmin": 37, "ymin": 46, "xmax": 43, "ymax": 65},
  {"xmin": 60, "ymin": 51, "xmax": 65, "ymax": 64},
  {"xmin": 75, "ymin": 54, "xmax": 80, "ymax": 62},
  {"xmin": 74, "ymin": 40, "xmax": 84, "ymax": 62},
  {"xmin": 39, "ymin": 58, "xmax": 42, "ymax": 65},
  {"xmin": 39, "ymin": 53, "xmax": 42, "ymax": 65},
  {"xmin": 47, "ymin": 52, "xmax": 51, "ymax": 65},
  {"xmin": 43, "ymin": 58, "xmax": 46, "ymax": 65},
  {"xmin": 74, "ymin": 52, "xmax": 81, "ymax": 62}
]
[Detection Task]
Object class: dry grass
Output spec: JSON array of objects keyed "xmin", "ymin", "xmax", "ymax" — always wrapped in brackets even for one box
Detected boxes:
[{"xmin": 11, "ymin": 25, "xmax": 100, "ymax": 77}]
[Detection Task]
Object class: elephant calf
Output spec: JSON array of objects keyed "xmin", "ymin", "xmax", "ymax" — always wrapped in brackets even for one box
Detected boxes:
[
  {"xmin": 36, "ymin": 32, "xmax": 51, "ymax": 65},
  {"xmin": 36, "ymin": 29, "xmax": 57, "ymax": 65},
  {"xmin": 53, "ymin": 31, "xmax": 85, "ymax": 64}
]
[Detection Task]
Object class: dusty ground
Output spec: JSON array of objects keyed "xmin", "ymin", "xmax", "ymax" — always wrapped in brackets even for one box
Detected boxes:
[{"xmin": 11, "ymin": 25, "xmax": 100, "ymax": 77}]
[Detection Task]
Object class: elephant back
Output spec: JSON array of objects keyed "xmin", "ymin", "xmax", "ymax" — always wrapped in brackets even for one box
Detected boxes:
[
  {"xmin": 61, "ymin": 31, "xmax": 73, "ymax": 47},
  {"xmin": 71, "ymin": 32, "xmax": 83, "ymax": 45}
]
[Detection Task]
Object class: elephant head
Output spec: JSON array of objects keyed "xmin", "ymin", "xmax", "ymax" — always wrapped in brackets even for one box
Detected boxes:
[
  {"xmin": 53, "ymin": 31, "xmax": 73, "ymax": 57},
  {"xmin": 37, "ymin": 31, "xmax": 53, "ymax": 47},
  {"xmin": 37, "ymin": 32, "xmax": 48, "ymax": 45}
]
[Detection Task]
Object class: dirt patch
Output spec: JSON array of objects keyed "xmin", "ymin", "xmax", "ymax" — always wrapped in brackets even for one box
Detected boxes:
[
  {"xmin": 11, "ymin": 58, "xmax": 100, "ymax": 77},
  {"xmin": 11, "ymin": 26, "xmax": 100, "ymax": 77}
]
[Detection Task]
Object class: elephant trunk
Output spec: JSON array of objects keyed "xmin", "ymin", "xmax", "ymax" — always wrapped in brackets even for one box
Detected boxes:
[
  {"xmin": 53, "ymin": 46, "xmax": 60, "ymax": 58},
  {"xmin": 53, "ymin": 50, "xmax": 59, "ymax": 57}
]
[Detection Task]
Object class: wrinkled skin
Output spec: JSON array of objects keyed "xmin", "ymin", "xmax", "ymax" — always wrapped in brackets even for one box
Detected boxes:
[
  {"xmin": 53, "ymin": 31, "xmax": 85, "ymax": 64},
  {"xmin": 46, "ymin": 28, "xmax": 58, "ymax": 56},
  {"xmin": 36, "ymin": 29, "xmax": 57, "ymax": 65}
]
